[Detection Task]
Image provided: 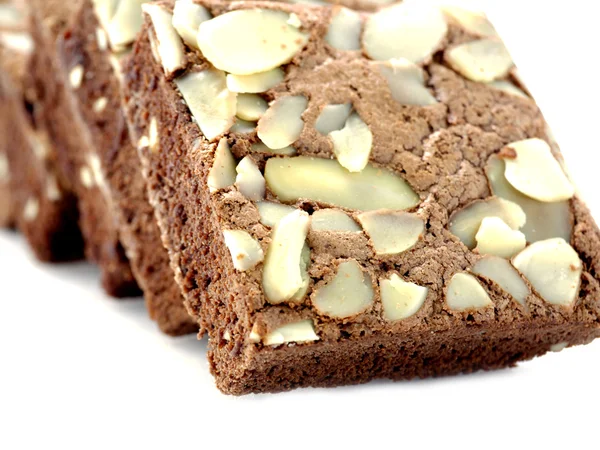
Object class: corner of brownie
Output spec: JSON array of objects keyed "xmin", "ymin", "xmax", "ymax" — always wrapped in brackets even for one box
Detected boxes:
[{"xmin": 123, "ymin": 0, "xmax": 600, "ymax": 394}]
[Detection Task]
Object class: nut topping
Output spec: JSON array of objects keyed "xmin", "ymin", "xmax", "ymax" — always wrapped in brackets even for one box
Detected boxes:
[
  {"xmin": 236, "ymin": 94, "xmax": 268, "ymax": 122},
  {"xmin": 226, "ymin": 68, "xmax": 284, "ymax": 94},
  {"xmin": 475, "ymin": 217, "xmax": 526, "ymax": 258},
  {"xmin": 263, "ymin": 320, "xmax": 319, "ymax": 346},
  {"xmin": 143, "ymin": 4, "xmax": 186, "ymax": 77},
  {"xmin": 325, "ymin": 7, "xmax": 362, "ymax": 51},
  {"xmin": 357, "ymin": 210, "xmax": 423, "ymax": 255},
  {"xmin": 363, "ymin": 3, "xmax": 448, "ymax": 63},
  {"xmin": 265, "ymin": 156, "xmax": 420, "ymax": 211},
  {"xmin": 257, "ymin": 96, "xmax": 307, "ymax": 150},
  {"xmin": 175, "ymin": 68, "xmax": 236, "ymax": 141},
  {"xmin": 315, "ymin": 104, "xmax": 352, "ymax": 135},
  {"xmin": 499, "ymin": 138, "xmax": 575, "ymax": 202},
  {"xmin": 172, "ymin": 0, "xmax": 211, "ymax": 49},
  {"xmin": 312, "ymin": 260, "xmax": 374, "ymax": 318},
  {"xmin": 262, "ymin": 209, "xmax": 311, "ymax": 304},
  {"xmin": 472, "ymin": 255, "xmax": 529, "ymax": 306},
  {"xmin": 223, "ymin": 229, "xmax": 264, "ymax": 271},
  {"xmin": 485, "ymin": 156, "xmax": 571, "ymax": 243},
  {"xmin": 235, "ymin": 156, "xmax": 265, "ymax": 201},
  {"xmin": 446, "ymin": 272, "xmax": 493, "ymax": 311},
  {"xmin": 445, "ymin": 39, "xmax": 513, "ymax": 82},
  {"xmin": 197, "ymin": 9, "xmax": 309, "ymax": 75},
  {"xmin": 512, "ymin": 238, "xmax": 582, "ymax": 306},
  {"xmin": 311, "ymin": 209, "xmax": 360, "ymax": 232},
  {"xmin": 442, "ymin": 6, "xmax": 497, "ymax": 37},
  {"xmin": 376, "ymin": 58, "xmax": 437, "ymax": 106},
  {"xmin": 380, "ymin": 274, "xmax": 428, "ymax": 321},
  {"xmin": 256, "ymin": 201, "xmax": 296, "ymax": 228},
  {"xmin": 207, "ymin": 138, "xmax": 236, "ymax": 193},
  {"xmin": 449, "ymin": 197, "xmax": 526, "ymax": 249},
  {"xmin": 330, "ymin": 112, "xmax": 373, "ymax": 172}
]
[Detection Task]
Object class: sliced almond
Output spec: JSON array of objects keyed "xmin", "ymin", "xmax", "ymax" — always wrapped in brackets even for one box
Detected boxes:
[
  {"xmin": 315, "ymin": 104, "xmax": 352, "ymax": 135},
  {"xmin": 226, "ymin": 68, "xmax": 285, "ymax": 94},
  {"xmin": 106, "ymin": 0, "xmax": 146, "ymax": 51},
  {"xmin": 263, "ymin": 320, "xmax": 319, "ymax": 346},
  {"xmin": 487, "ymin": 80, "xmax": 528, "ymax": 98},
  {"xmin": 0, "ymin": 4, "xmax": 21, "ymax": 27},
  {"xmin": 445, "ymin": 39, "xmax": 513, "ymax": 83},
  {"xmin": 446, "ymin": 272, "xmax": 493, "ymax": 311},
  {"xmin": 69, "ymin": 65, "xmax": 84, "ymax": 89},
  {"xmin": 148, "ymin": 117, "xmax": 159, "ymax": 151},
  {"xmin": 380, "ymin": 274, "xmax": 428, "ymax": 321},
  {"xmin": 262, "ymin": 209, "xmax": 311, "ymax": 304},
  {"xmin": 251, "ymin": 142, "xmax": 297, "ymax": 156},
  {"xmin": 223, "ymin": 229, "xmax": 264, "ymax": 271},
  {"xmin": 143, "ymin": 4, "xmax": 186, "ymax": 77},
  {"xmin": 363, "ymin": 3, "xmax": 448, "ymax": 63},
  {"xmin": 96, "ymin": 27, "xmax": 108, "ymax": 50},
  {"xmin": 449, "ymin": 197, "xmax": 526, "ymax": 249},
  {"xmin": 0, "ymin": 154, "xmax": 9, "ymax": 183},
  {"xmin": 46, "ymin": 174, "xmax": 61, "ymax": 201},
  {"xmin": 330, "ymin": 112, "xmax": 373, "ymax": 172},
  {"xmin": 311, "ymin": 209, "xmax": 360, "ymax": 232},
  {"xmin": 197, "ymin": 9, "xmax": 309, "ymax": 75},
  {"xmin": 472, "ymin": 255, "xmax": 529, "ymax": 306},
  {"xmin": 230, "ymin": 119, "xmax": 256, "ymax": 135},
  {"xmin": 207, "ymin": 138, "xmax": 236, "ymax": 193},
  {"xmin": 0, "ymin": 31, "xmax": 34, "ymax": 54},
  {"xmin": 291, "ymin": 244, "xmax": 311, "ymax": 302},
  {"xmin": 256, "ymin": 201, "xmax": 296, "ymax": 228},
  {"xmin": 312, "ymin": 260, "xmax": 373, "ymax": 318},
  {"xmin": 172, "ymin": 0, "xmax": 211, "ymax": 49},
  {"xmin": 23, "ymin": 197, "xmax": 39, "ymax": 222},
  {"xmin": 236, "ymin": 94, "xmax": 268, "ymax": 122},
  {"xmin": 486, "ymin": 156, "xmax": 571, "ymax": 243},
  {"xmin": 375, "ymin": 58, "xmax": 437, "ymax": 106},
  {"xmin": 265, "ymin": 156, "xmax": 420, "ymax": 211},
  {"xmin": 357, "ymin": 210, "xmax": 423, "ymax": 255},
  {"xmin": 475, "ymin": 216, "xmax": 526, "ymax": 258},
  {"xmin": 500, "ymin": 138, "xmax": 574, "ymax": 202},
  {"xmin": 235, "ymin": 156, "xmax": 265, "ymax": 201},
  {"xmin": 175, "ymin": 69, "xmax": 237, "ymax": 141},
  {"xmin": 257, "ymin": 96, "xmax": 307, "ymax": 150},
  {"xmin": 93, "ymin": 97, "xmax": 108, "ymax": 113},
  {"xmin": 325, "ymin": 7, "xmax": 362, "ymax": 51},
  {"xmin": 512, "ymin": 238, "xmax": 582, "ymax": 307},
  {"xmin": 442, "ymin": 6, "xmax": 497, "ymax": 37}
]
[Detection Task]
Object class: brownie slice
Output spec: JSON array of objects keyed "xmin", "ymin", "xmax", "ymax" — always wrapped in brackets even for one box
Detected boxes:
[
  {"xmin": 1, "ymin": 1, "xmax": 84, "ymax": 260},
  {"xmin": 124, "ymin": 0, "xmax": 600, "ymax": 394},
  {"xmin": 55, "ymin": 0, "xmax": 196, "ymax": 334},
  {"xmin": 26, "ymin": 0, "xmax": 139, "ymax": 295}
]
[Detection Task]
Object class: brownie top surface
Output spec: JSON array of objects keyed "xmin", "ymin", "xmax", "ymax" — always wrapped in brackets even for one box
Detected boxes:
[{"xmin": 133, "ymin": 0, "xmax": 600, "ymax": 347}]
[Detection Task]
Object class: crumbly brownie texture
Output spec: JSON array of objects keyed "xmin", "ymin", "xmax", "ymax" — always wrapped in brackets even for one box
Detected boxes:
[
  {"xmin": 1, "ymin": 1, "xmax": 84, "ymax": 260},
  {"xmin": 57, "ymin": 0, "xmax": 195, "ymax": 333},
  {"xmin": 26, "ymin": 0, "xmax": 139, "ymax": 295},
  {"xmin": 125, "ymin": 0, "xmax": 600, "ymax": 394}
]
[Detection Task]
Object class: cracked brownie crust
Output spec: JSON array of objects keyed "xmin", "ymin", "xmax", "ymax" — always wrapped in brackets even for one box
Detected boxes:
[{"xmin": 124, "ymin": 1, "xmax": 600, "ymax": 394}]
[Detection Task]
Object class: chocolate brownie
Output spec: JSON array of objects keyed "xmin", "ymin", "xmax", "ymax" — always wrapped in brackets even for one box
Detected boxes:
[
  {"xmin": 56, "ymin": 0, "xmax": 196, "ymax": 333},
  {"xmin": 1, "ymin": 1, "xmax": 84, "ymax": 261},
  {"xmin": 26, "ymin": 0, "xmax": 139, "ymax": 295},
  {"xmin": 124, "ymin": 0, "xmax": 600, "ymax": 394}
]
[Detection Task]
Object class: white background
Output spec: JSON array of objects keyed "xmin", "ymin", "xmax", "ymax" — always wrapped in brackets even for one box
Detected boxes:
[{"xmin": 1, "ymin": 1, "xmax": 599, "ymax": 449}]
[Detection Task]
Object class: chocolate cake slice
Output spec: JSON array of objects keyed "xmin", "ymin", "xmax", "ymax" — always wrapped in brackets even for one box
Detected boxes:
[
  {"xmin": 26, "ymin": 0, "xmax": 139, "ymax": 295},
  {"xmin": 1, "ymin": 0, "xmax": 84, "ymax": 261},
  {"xmin": 54, "ymin": 0, "xmax": 196, "ymax": 333},
  {"xmin": 124, "ymin": 0, "xmax": 600, "ymax": 394}
]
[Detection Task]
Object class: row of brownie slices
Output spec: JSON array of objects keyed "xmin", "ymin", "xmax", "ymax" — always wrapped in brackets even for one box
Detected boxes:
[{"xmin": 2, "ymin": 0, "xmax": 600, "ymax": 395}]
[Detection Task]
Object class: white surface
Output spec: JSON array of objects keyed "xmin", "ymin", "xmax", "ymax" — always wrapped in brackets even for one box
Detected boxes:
[{"xmin": 1, "ymin": 1, "xmax": 600, "ymax": 449}]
